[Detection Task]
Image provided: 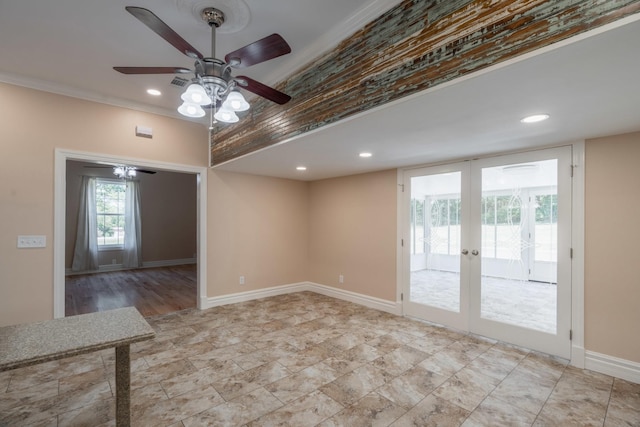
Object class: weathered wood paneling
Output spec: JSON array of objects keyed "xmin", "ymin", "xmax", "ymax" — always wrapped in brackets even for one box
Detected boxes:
[{"xmin": 210, "ymin": 0, "xmax": 640, "ymax": 165}]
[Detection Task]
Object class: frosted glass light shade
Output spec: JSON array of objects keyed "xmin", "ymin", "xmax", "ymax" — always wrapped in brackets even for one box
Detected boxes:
[
  {"xmin": 178, "ymin": 101, "xmax": 206, "ymax": 118},
  {"xmin": 222, "ymin": 91, "xmax": 250, "ymax": 112},
  {"xmin": 181, "ymin": 84, "xmax": 212, "ymax": 106},
  {"xmin": 214, "ymin": 107, "xmax": 239, "ymax": 123}
]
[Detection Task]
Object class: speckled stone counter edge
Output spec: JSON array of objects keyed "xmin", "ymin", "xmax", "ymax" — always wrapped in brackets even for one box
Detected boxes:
[{"xmin": 0, "ymin": 307, "xmax": 155, "ymax": 371}]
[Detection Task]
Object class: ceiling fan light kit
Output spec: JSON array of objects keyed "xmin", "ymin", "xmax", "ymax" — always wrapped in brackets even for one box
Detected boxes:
[
  {"xmin": 214, "ymin": 108, "xmax": 239, "ymax": 123},
  {"xmin": 114, "ymin": 166, "xmax": 137, "ymax": 178},
  {"xmin": 177, "ymin": 102, "xmax": 206, "ymax": 118},
  {"xmin": 114, "ymin": 6, "xmax": 292, "ymax": 125},
  {"xmin": 181, "ymin": 83, "xmax": 212, "ymax": 105}
]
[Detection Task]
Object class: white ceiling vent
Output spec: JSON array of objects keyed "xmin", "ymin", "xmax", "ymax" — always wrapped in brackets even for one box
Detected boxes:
[{"xmin": 170, "ymin": 76, "xmax": 189, "ymax": 88}]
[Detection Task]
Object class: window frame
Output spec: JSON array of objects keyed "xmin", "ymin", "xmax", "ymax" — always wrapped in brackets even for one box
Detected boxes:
[{"xmin": 95, "ymin": 178, "xmax": 126, "ymax": 251}]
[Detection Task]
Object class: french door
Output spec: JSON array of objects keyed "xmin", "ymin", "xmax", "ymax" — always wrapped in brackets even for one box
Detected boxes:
[{"xmin": 402, "ymin": 147, "xmax": 572, "ymax": 358}]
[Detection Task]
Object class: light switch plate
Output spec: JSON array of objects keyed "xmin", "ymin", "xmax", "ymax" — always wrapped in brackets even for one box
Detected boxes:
[{"xmin": 17, "ymin": 235, "xmax": 46, "ymax": 248}]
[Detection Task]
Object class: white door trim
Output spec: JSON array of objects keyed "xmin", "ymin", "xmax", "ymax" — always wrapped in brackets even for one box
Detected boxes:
[
  {"xmin": 397, "ymin": 142, "xmax": 585, "ymax": 367},
  {"xmin": 570, "ymin": 140, "xmax": 586, "ymax": 368},
  {"xmin": 53, "ymin": 149, "xmax": 208, "ymax": 318}
]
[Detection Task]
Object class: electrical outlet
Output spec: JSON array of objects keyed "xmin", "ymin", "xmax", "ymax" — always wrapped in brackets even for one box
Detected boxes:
[
  {"xmin": 339, "ymin": 274, "xmax": 344, "ymax": 284},
  {"xmin": 239, "ymin": 275, "xmax": 245, "ymax": 285},
  {"xmin": 17, "ymin": 235, "xmax": 46, "ymax": 248}
]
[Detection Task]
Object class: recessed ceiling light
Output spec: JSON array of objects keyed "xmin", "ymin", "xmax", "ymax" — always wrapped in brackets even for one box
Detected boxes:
[
  {"xmin": 147, "ymin": 89, "xmax": 162, "ymax": 96},
  {"xmin": 359, "ymin": 152, "xmax": 373, "ymax": 158},
  {"xmin": 520, "ymin": 114, "xmax": 550, "ymax": 123},
  {"xmin": 296, "ymin": 166, "xmax": 307, "ymax": 171}
]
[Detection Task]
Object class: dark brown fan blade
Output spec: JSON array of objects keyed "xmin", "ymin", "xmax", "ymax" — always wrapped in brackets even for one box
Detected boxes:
[
  {"xmin": 114, "ymin": 66, "xmax": 191, "ymax": 75},
  {"xmin": 125, "ymin": 6, "xmax": 203, "ymax": 59},
  {"xmin": 225, "ymin": 34, "xmax": 291, "ymax": 68},
  {"xmin": 136, "ymin": 169, "xmax": 156, "ymax": 174},
  {"xmin": 237, "ymin": 76, "xmax": 291, "ymax": 105}
]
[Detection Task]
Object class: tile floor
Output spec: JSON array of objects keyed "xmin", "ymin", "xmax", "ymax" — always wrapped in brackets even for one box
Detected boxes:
[{"xmin": 1, "ymin": 292, "xmax": 639, "ymax": 426}]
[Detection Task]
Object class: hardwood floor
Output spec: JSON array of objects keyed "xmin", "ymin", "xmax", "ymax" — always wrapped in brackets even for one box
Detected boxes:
[{"xmin": 65, "ymin": 264, "xmax": 197, "ymax": 317}]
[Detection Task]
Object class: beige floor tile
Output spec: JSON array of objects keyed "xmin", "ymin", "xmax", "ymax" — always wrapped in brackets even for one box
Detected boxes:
[
  {"xmin": 377, "ymin": 365, "xmax": 449, "ymax": 409},
  {"xmin": 131, "ymin": 358, "xmax": 197, "ymax": 389},
  {"xmin": 371, "ymin": 345, "xmax": 429, "ymax": 377},
  {"xmin": 56, "ymin": 397, "xmax": 114, "ymax": 427},
  {"xmin": 181, "ymin": 387, "xmax": 283, "ymax": 426},
  {"xmin": 490, "ymin": 368, "xmax": 557, "ymax": 416},
  {"xmin": 319, "ymin": 392, "xmax": 406, "ymax": 427},
  {"xmin": 433, "ymin": 366, "xmax": 501, "ymax": 412},
  {"xmin": 169, "ymin": 383, "xmax": 225, "ymax": 421},
  {"xmin": 3, "ymin": 291, "xmax": 638, "ymax": 427},
  {"xmin": 211, "ymin": 360, "xmax": 290, "ymax": 400},
  {"xmin": 605, "ymin": 378, "xmax": 640, "ymax": 427},
  {"xmin": 389, "ymin": 394, "xmax": 470, "ymax": 427},
  {"xmin": 0, "ymin": 370, "xmax": 13, "ymax": 393},
  {"xmin": 160, "ymin": 368, "xmax": 214, "ymax": 398},
  {"xmin": 462, "ymin": 395, "xmax": 537, "ymax": 427},
  {"xmin": 320, "ymin": 364, "xmax": 392, "ymax": 406},
  {"xmin": 0, "ymin": 379, "xmax": 60, "ymax": 412},
  {"xmin": 266, "ymin": 362, "xmax": 339, "ymax": 403},
  {"xmin": 246, "ymin": 389, "xmax": 343, "ymax": 426}
]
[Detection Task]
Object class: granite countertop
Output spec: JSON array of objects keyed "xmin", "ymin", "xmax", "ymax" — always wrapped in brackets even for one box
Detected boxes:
[{"xmin": 0, "ymin": 307, "xmax": 155, "ymax": 371}]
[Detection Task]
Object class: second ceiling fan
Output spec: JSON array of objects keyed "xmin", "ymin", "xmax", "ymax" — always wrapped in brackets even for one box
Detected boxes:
[{"xmin": 114, "ymin": 6, "xmax": 292, "ymax": 122}]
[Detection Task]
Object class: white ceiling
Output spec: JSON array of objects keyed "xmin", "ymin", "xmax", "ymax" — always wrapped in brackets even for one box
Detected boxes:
[{"xmin": 1, "ymin": 1, "xmax": 639, "ymax": 181}]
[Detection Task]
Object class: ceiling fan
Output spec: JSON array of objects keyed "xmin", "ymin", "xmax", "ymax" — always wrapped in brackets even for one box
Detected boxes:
[
  {"xmin": 114, "ymin": 6, "xmax": 292, "ymax": 122},
  {"xmin": 84, "ymin": 165, "xmax": 156, "ymax": 178}
]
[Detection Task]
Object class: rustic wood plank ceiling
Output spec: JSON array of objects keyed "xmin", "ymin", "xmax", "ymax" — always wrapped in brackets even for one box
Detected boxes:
[{"xmin": 210, "ymin": 0, "xmax": 640, "ymax": 166}]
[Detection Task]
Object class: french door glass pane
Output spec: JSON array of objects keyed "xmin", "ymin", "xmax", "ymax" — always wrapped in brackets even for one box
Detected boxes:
[
  {"xmin": 410, "ymin": 172, "xmax": 461, "ymax": 312},
  {"xmin": 480, "ymin": 160, "xmax": 558, "ymax": 333}
]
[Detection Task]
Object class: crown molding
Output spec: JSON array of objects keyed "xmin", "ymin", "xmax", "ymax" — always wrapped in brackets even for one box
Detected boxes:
[{"xmin": 0, "ymin": 70, "xmax": 191, "ymax": 122}]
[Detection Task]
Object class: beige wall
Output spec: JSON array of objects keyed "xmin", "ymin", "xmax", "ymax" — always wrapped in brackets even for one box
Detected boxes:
[
  {"xmin": 207, "ymin": 171, "xmax": 309, "ymax": 296},
  {"xmin": 0, "ymin": 83, "xmax": 207, "ymax": 325},
  {"xmin": 3, "ymin": 82, "xmax": 640, "ymax": 367},
  {"xmin": 585, "ymin": 131, "xmax": 640, "ymax": 363},
  {"xmin": 65, "ymin": 160, "xmax": 197, "ymax": 268},
  {"xmin": 308, "ymin": 170, "xmax": 398, "ymax": 301},
  {"xmin": 140, "ymin": 169, "xmax": 197, "ymax": 263}
]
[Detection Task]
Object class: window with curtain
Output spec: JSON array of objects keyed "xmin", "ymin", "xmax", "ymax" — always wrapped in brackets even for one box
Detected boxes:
[
  {"xmin": 72, "ymin": 177, "xmax": 142, "ymax": 271},
  {"xmin": 96, "ymin": 179, "xmax": 126, "ymax": 248}
]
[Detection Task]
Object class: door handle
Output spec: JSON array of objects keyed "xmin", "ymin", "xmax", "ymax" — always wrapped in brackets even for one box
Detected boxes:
[
  {"xmin": 461, "ymin": 249, "xmax": 469, "ymax": 255},
  {"xmin": 471, "ymin": 249, "xmax": 479, "ymax": 256}
]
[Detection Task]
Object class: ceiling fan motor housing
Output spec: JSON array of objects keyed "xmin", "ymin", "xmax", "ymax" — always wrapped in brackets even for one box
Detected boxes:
[{"xmin": 197, "ymin": 58, "xmax": 233, "ymax": 101}]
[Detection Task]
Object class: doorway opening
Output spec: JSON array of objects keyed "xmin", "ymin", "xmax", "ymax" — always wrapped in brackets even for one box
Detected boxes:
[
  {"xmin": 64, "ymin": 160, "xmax": 199, "ymax": 317},
  {"xmin": 54, "ymin": 149, "xmax": 208, "ymax": 319}
]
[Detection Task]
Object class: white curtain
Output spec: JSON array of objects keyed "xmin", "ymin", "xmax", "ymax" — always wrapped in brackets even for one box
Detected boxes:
[
  {"xmin": 123, "ymin": 180, "xmax": 142, "ymax": 268},
  {"xmin": 71, "ymin": 177, "xmax": 98, "ymax": 271}
]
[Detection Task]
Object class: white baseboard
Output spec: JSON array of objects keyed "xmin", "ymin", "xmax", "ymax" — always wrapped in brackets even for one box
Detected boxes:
[
  {"xmin": 142, "ymin": 258, "xmax": 196, "ymax": 268},
  {"xmin": 202, "ymin": 281, "xmax": 401, "ymax": 315},
  {"xmin": 305, "ymin": 282, "xmax": 402, "ymax": 315},
  {"xmin": 65, "ymin": 258, "xmax": 196, "ymax": 276},
  {"xmin": 585, "ymin": 350, "xmax": 640, "ymax": 384},
  {"xmin": 201, "ymin": 283, "xmax": 308, "ymax": 309}
]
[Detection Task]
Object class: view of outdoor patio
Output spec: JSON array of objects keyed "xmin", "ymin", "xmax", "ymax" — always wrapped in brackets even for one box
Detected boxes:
[
  {"xmin": 410, "ymin": 269, "xmax": 557, "ymax": 334},
  {"xmin": 408, "ymin": 159, "xmax": 560, "ymax": 336}
]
